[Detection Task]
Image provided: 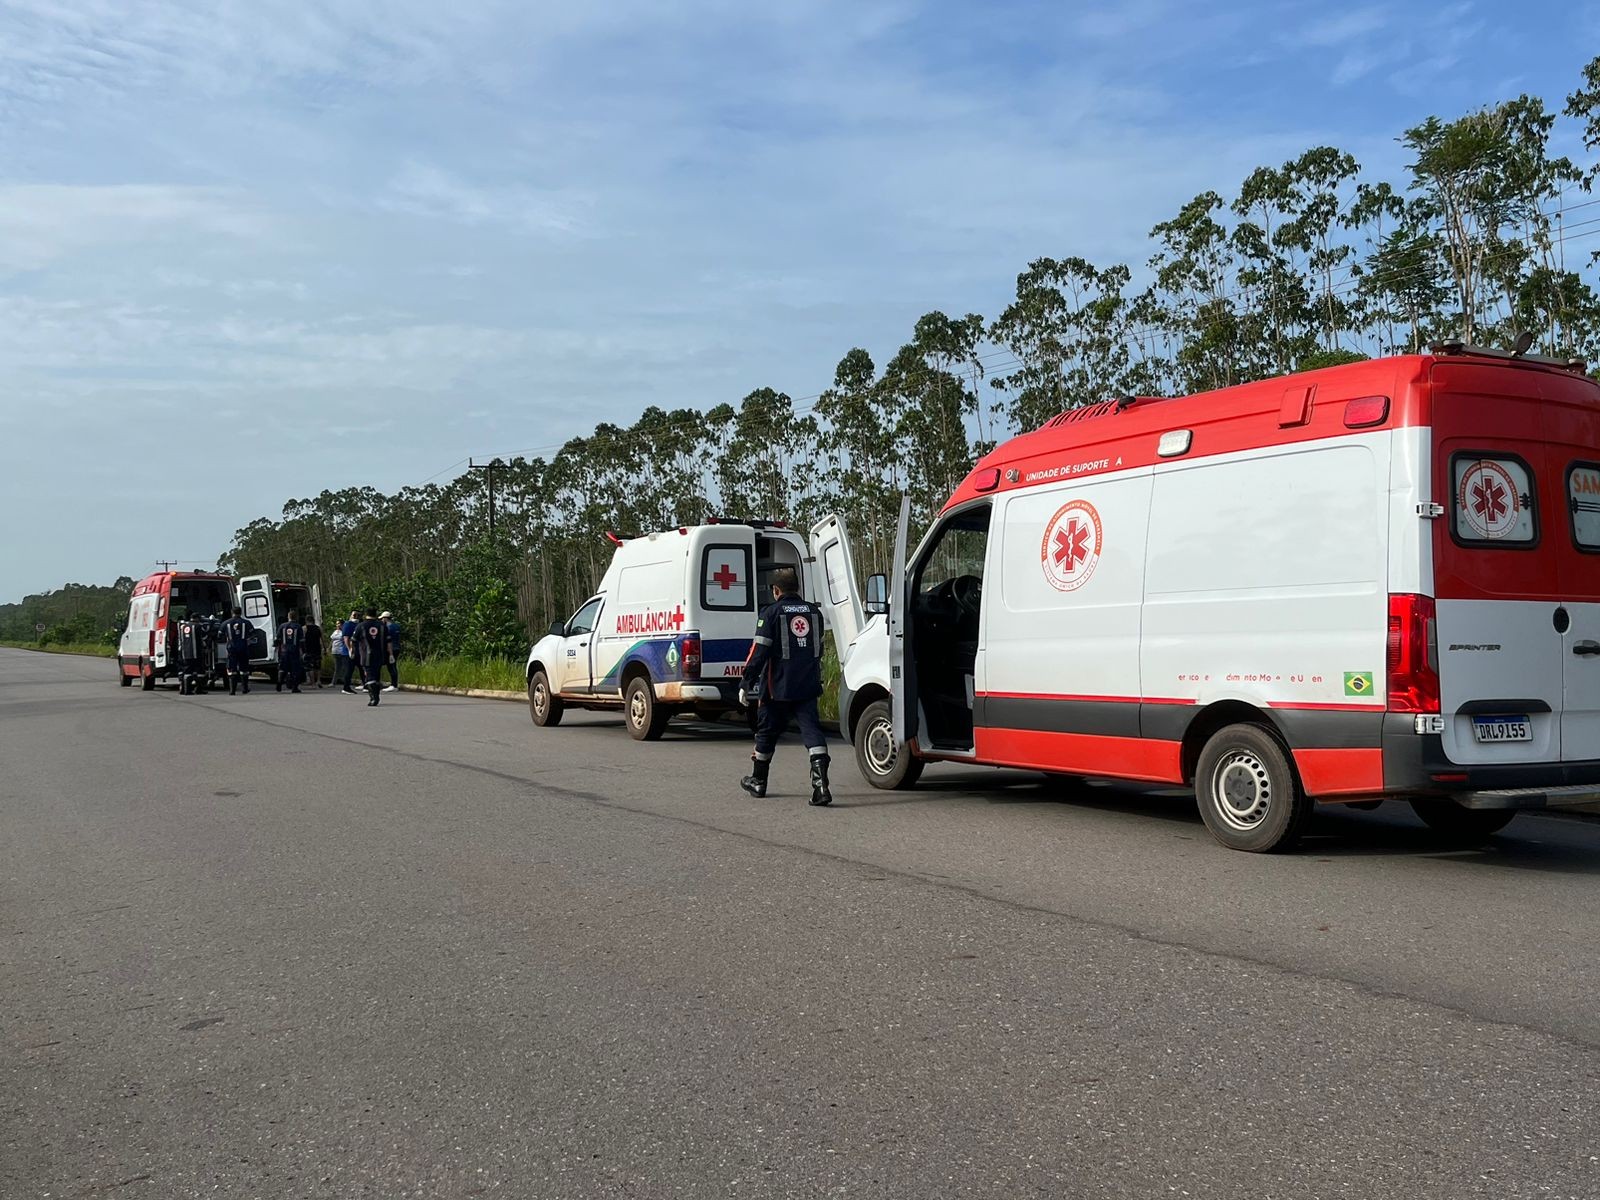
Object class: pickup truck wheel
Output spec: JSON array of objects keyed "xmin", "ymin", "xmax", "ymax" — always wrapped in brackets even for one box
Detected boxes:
[
  {"xmin": 625, "ymin": 676, "xmax": 671, "ymax": 741},
  {"xmin": 118, "ymin": 658, "xmax": 133, "ymax": 686},
  {"xmin": 1409, "ymin": 798, "xmax": 1517, "ymax": 839},
  {"xmin": 528, "ymin": 670, "xmax": 563, "ymax": 727},
  {"xmin": 1195, "ymin": 723, "xmax": 1311, "ymax": 852},
  {"xmin": 854, "ymin": 699, "xmax": 923, "ymax": 790}
]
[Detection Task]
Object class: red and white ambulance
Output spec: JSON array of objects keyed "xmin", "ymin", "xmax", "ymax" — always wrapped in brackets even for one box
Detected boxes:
[
  {"xmin": 831, "ymin": 345, "xmax": 1600, "ymax": 851},
  {"xmin": 116, "ymin": 570, "xmax": 237, "ymax": 690}
]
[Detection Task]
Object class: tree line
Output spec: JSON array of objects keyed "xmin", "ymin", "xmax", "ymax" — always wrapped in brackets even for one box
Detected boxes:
[{"xmin": 21, "ymin": 63, "xmax": 1600, "ymax": 659}]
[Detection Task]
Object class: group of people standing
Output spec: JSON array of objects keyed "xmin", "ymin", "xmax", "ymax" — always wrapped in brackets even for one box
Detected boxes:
[{"xmin": 330, "ymin": 609, "xmax": 402, "ymax": 706}]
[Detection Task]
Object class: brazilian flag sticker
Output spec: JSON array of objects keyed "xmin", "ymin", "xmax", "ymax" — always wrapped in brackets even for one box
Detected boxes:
[{"xmin": 1343, "ymin": 671, "xmax": 1375, "ymax": 698}]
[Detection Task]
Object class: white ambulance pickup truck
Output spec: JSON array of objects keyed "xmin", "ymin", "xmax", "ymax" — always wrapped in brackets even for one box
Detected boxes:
[
  {"xmin": 525, "ymin": 519, "xmax": 859, "ymax": 740},
  {"xmin": 828, "ymin": 345, "xmax": 1600, "ymax": 852}
]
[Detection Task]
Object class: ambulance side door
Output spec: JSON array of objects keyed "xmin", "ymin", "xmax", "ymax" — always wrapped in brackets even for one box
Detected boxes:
[{"xmin": 558, "ymin": 596, "xmax": 604, "ymax": 694}]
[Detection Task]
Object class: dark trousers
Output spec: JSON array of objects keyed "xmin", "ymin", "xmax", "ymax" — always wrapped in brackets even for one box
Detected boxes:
[
  {"xmin": 362, "ymin": 660, "xmax": 383, "ymax": 702},
  {"xmin": 753, "ymin": 697, "xmax": 828, "ymax": 761},
  {"xmin": 279, "ymin": 652, "xmax": 304, "ymax": 689},
  {"xmin": 386, "ymin": 657, "xmax": 399, "ymax": 686},
  {"xmin": 227, "ymin": 650, "xmax": 250, "ymax": 679},
  {"xmin": 334, "ymin": 655, "xmax": 353, "ymax": 687}
]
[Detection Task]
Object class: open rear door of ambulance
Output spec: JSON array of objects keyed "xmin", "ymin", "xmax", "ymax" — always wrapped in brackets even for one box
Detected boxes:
[
  {"xmin": 312, "ymin": 584, "xmax": 323, "ymax": 630},
  {"xmin": 888, "ymin": 495, "xmax": 917, "ymax": 751},
  {"xmin": 808, "ymin": 514, "xmax": 865, "ymax": 653},
  {"xmin": 1430, "ymin": 359, "xmax": 1564, "ymax": 766},
  {"xmin": 236, "ymin": 573, "xmax": 275, "ymax": 664}
]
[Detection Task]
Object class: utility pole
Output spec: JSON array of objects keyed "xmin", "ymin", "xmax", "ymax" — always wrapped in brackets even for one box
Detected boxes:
[
  {"xmin": 469, "ymin": 459, "xmax": 506, "ymax": 539},
  {"xmin": 155, "ymin": 560, "xmax": 178, "ymax": 571}
]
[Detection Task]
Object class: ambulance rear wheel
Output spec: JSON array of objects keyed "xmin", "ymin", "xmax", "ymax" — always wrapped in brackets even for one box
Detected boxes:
[
  {"xmin": 1195, "ymin": 723, "xmax": 1311, "ymax": 853},
  {"xmin": 625, "ymin": 676, "xmax": 671, "ymax": 741},
  {"xmin": 118, "ymin": 659, "xmax": 133, "ymax": 686},
  {"xmin": 528, "ymin": 670, "xmax": 563, "ymax": 727},
  {"xmin": 855, "ymin": 699, "xmax": 923, "ymax": 790},
  {"xmin": 141, "ymin": 664, "xmax": 155, "ymax": 691},
  {"xmin": 1408, "ymin": 798, "xmax": 1517, "ymax": 839}
]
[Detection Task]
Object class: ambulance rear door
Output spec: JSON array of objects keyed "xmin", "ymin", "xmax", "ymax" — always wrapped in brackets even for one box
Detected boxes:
[
  {"xmin": 1430, "ymin": 361, "xmax": 1564, "ymax": 765},
  {"xmin": 809, "ymin": 514, "xmax": 865, "ymax": 652},
  {"xmin": 312, "ymin": 584, "xmax": 323, "ymax": 630},
  {"xmin": 236, "ymin": 573, "xmax": 276, "ymax": 664},
  {"xmin": 691, "ymin": 526, "xmax": 759, "ymax": 683},
  {"xmin": 888, "ymin": 495, "xmax": 915, "ymax": 749}
]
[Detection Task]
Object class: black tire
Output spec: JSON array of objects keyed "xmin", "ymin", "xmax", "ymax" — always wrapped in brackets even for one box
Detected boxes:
[
  {"xmin": 141, "ymin": 663, "xmax": 155, "ymax": 691},
  {"xmin": 625, "ymin": 676, "xmax": 671, "ymax": 741},
  {"xmin": 528, "ymin": 669, "xmax": 563, "ymax": 727},
  {"xmin": 1409, "ymin": 798, "xmax": 1517, "ymax": 839},
  {"xmin": 265, "ymin": 665, "xmax": 278, "ymax": 685},
  {"xmin": 1194, "ymin": 723, "xmax": 1312, "ymax": 852},
  {"xmin": 118, "ymin": 658, "xmax": 133, "ymax": 687},
  {"xmin": 853, "ymin": 699, "xmax": 924, "ymax": 790}
]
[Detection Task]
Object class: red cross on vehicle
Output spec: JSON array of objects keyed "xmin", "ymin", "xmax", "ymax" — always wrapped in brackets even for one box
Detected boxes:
[
  {"xmin": 669, "ymin": 605, "xmax": 686, "ymax": 629},
  {"xmin": 1053, "ymin": 519, "xmax": 1090, "ymax": 570},
  {"xmin": 712, "ymin": 564, "xmax": 740, "ymax": 590}
]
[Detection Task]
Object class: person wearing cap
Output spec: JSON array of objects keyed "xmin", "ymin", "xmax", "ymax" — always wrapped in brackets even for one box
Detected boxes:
[{"xmin": 381, "ymin": 611, "xmax": 402, "ymax": 692}]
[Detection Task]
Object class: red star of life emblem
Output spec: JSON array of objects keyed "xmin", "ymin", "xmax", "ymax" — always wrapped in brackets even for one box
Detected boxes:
[
  {"xmin": 1471, "ymin": 477, "xmax": 1508, "ymax": 525},
  {"xmin": 1053, "ymin": 519, "xmax": 1090, "ymax": 570}
]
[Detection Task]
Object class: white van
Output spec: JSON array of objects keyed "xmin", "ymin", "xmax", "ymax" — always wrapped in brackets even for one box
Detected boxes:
[
  {"xmin": 236, "ymin": 574, "xmax": 322, "ymax": 681},
  {"xmin": 827, "ymin": 347, "xmax": 1600, "ymax": 852},
  {"xmin": 526, "ymin": 520, "xmax": 856, "ymax": 739}
]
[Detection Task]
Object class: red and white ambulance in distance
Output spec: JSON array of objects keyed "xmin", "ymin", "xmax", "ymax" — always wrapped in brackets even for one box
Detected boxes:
[
  {"xmin": 831, "ymin": 345, "xmax": 1600, "ymax": 852},
  {"xmin": 116, "ymin": 570, "xmax": 237, "ymax": 690}
]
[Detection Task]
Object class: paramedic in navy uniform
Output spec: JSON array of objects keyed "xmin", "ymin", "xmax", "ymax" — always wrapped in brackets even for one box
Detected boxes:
[
  {"xmin": 275, "ymin": 609, "xmax": 306, "ymax": 694},
  {"xmin": 738, "ymin": 566, "xmax": 832, "ymax": 805},
  {"xmin": 355, "ymin": 609, "xmax": 390, "ymax": 707},
  {"xmin": 222, "ymin": 605, "xmax": 253, "ymax": 695}
]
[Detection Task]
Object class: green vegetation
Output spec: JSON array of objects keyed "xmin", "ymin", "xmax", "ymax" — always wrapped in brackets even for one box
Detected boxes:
[
  {"xmin": 0, "ymin": 580, "xmax": 134, "ymax": 647},
  {"xmin": 1, "ymin": 640, "xmax": 117, "ymax": 658},
  {"xmin": 405, "ymin": 655, "xmax": 527, "ymax": 693}
]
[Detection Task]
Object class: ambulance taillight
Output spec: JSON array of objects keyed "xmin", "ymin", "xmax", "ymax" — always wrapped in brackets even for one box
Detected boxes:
[
  {"xmin": 1386, "ymin": 594, "xmax": 1440, "ymax": 713},
  {"xmin": 680, "ymin": 632, "xmax": 702, "ymax": 679}
]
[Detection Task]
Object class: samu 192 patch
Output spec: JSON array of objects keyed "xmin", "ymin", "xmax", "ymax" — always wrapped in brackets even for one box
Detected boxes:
[{"xmin": 1343, "ymin": 671, "xmax": 1374, "ymax": 698}]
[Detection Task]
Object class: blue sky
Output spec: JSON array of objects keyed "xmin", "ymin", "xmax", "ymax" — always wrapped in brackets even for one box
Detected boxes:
[{"xmin": 2, "ymin": 0, "xmax": 1598, "ymax": 599}]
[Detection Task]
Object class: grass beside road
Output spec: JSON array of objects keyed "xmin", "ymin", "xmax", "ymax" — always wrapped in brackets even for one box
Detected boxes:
[
  {"xmin": 404, "ymin": 655, "xmax": 527, "ymax": 692},
  {"xmin": 1, "ymin": 640, "xmax": 116, "ymax": 657}
]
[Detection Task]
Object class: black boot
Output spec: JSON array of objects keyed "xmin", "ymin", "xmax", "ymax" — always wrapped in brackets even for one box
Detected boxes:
[
  {"xmin": 740, "ymin": 756, "xmax": 770, "ymax": 798},
  {"xmin": 228, "ymin": 675, "xmax": 236, "ymax": 696},
  {"xmin": 809, "ymin": 754, "xmax": 833, "ymax": 806},
  {"xmin": 242, "ymin": 677, "xmax": 250, "ymax": 694},
  {"xmin": 368, "ymin": 680, "xmax": 380, "ymax": 707}
]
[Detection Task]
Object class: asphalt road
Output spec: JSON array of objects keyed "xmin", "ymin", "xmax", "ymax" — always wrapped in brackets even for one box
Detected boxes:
[{"xmin": 4, "ymin": 646, "xmax": 1600, "ymax": 1199}]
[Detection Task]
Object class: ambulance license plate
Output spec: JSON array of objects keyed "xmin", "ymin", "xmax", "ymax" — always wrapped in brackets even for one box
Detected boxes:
[{"xmin": 1472, "ymin": 716, "xmax": 1531, "ymax": 743}]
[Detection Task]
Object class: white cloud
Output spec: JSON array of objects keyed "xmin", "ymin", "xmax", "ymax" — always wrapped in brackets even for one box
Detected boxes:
[
  {"xmin": 0, "ymin": 184, "xmax": 267, "ymax": 269},
  {"xmin": 378, "ymin": 162, "xmax": 590, "ymax": 237}
]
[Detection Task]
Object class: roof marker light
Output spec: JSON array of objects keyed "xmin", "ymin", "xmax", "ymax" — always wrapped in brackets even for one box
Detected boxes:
[
  {"xmin": 973, "ymin": 467, "xmax": 1000, "ymax": 492},
  {"xmin": 1344, "ymin": 396, "xmax": 1389, "ymax": 428},
  {"xmin": 1157, "ymin": 430, "xmax": 1192, "ymax": 458}
]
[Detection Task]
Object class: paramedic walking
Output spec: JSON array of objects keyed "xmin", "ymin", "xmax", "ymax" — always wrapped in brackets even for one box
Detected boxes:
[
  {"xmin": 354, "ymin": 609, "xmax": 389, "ymax": 706},
  {"xmin": 739, "ymin": 566, "xmax": 832, "ymax": 805},
  {"xmin": 336, "ymin": 609, "xmax": 360, "ymax": 694},
  {"xmin": 275, "ymin": 610, "xmax": 306, "ymax": 694},
  {"xmin": 222, "ymin": 605, "xmax": 253, "ymax": 694}
]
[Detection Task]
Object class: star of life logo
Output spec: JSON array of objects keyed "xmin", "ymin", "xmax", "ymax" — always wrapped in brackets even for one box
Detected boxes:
[
  {"xmin": 1040, "ymin": 499, "xmax": 1103, "ymax": 592},
  {"xmin": 788, "ymin": 614, "xmax": 811, "ymax": 640},
  {"xmin": 1457, "ymin": 460, "xmax": 1519, "ymax": 539}
]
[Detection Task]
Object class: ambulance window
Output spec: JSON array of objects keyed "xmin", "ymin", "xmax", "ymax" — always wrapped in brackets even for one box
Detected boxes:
[
  {"xmin": 243, "ymin": 595, "xmax": 269, "ymax": 619},
  {"xmin": 1569, "ymin": 462, "xmax": 1600, "ymax": 552},
  {"xmin": 701, "ymin": 544, "xmax": 753, "ymax": 611},
  {"xmin": 567, "ymin": 597, "xmax": 602, "ymax": 636},
  {"xmin": 1451, "ymin": 454, "xmax": 1537, "ymax": 547}
]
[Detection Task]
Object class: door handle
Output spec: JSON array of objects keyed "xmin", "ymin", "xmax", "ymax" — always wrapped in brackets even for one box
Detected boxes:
[{"xmin": 1574, "ymin": 641, "xmax": 1600, "ymax": 657}]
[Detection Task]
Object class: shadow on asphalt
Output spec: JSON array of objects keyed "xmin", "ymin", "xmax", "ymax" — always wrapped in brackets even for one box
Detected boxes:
[{"xmin": 848, "ymin": 769, "xmax": 1600, "ymax": 872}]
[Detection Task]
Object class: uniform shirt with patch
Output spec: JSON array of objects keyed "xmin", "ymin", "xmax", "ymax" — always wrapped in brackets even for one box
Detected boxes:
[{"xmin": 742, "ymin": 595, "xmax": 825, "ymax": 702}]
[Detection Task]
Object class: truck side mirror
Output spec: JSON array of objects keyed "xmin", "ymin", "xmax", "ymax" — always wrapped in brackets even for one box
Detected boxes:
[
  {"xmin": 549, "ymin": 620, "xmax": 566, "ymax": 637},
  {"xmin": 864, "ymin": 574, "xmax": 889, "ymax": 616}
]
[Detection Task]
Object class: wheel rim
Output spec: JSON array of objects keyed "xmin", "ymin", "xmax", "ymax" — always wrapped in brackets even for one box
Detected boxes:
[
  {"xmin": 532, "ymin": 680, "xmax": 548, "ymax": 718},
  {"xmin": 1211, "ymin": 749, "xmax": 1273, "ymax": 832},
  {"xmin": 863, "ymin": 715, "xmax": 896, "ymax": 776},
  {"xmin": 629, "ymin": 686, "xmax": 647, "ymax": 727}
]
